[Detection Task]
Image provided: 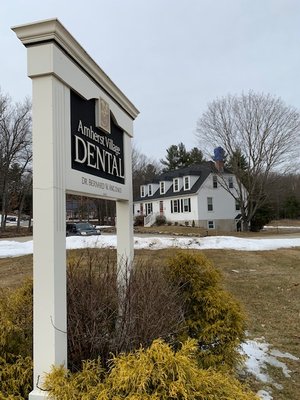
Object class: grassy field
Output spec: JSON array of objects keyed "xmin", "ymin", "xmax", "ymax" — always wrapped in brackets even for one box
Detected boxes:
[
  {"xmin": 206, "ymin": 248, "xmax": 300, "ymax": 400},
  {"xmin": 0, "ymin": 227, "xmax": 299, "ymax": 399},
  {"xmin": 134, "ymin": 218, "xmax": 300, "ymax": 236}
]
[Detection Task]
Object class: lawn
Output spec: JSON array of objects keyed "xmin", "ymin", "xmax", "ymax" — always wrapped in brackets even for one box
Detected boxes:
[{"xmin": 205, "ymin": 248, "xmax": 300, "ymax": 400}]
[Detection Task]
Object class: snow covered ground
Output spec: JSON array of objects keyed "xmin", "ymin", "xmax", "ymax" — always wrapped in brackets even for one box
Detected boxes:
[
  {"xmin": 0, "ymin": 234, "xmax": 300, "ymax": 258},
  {"xmin": 264, "ymin": 225, "xmax": 300, "ymax": 229},
  {"xmin": 0, "ymin": 234, "xmax": 299, "ymax": 399}
]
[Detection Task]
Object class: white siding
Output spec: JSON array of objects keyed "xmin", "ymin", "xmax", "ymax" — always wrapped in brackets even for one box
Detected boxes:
[
  {"xmin": 158, "ymin": 195, "xmax": 199, "ymax": 224},
  {"xmin": 197, "ymin": 174, "xmax": 238, "ymax": 220},
  {"xmin": 133, "ymin": 172, "xmax": 244, "ymax": 231}
]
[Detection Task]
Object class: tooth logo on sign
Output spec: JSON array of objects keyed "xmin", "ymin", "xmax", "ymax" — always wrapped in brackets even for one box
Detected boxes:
[{"xmin": 98, "ymin": 98, "xmax": 110, "ymax": 134}]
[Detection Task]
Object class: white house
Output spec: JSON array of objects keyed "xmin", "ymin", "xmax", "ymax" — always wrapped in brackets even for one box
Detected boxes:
[{"xmin": 133, "ymin": 160, "xmax": 243, "ymax": 231}]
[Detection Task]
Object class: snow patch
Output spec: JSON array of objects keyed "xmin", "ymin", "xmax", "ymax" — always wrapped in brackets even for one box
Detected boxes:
[
  {"xmin": 1, "ymin": 234, "xmax": 300, "ymax": 258},
  {"xmin": 241, "ymin": 339, "xmax": 299, "ymax": 382},
  {"xmin": 241, "ymin": 338, "xmax": 299, "ymax": 398},
  {"xmin": 257, "ymin": 389, "xmax": 273, "ymax": 400}
]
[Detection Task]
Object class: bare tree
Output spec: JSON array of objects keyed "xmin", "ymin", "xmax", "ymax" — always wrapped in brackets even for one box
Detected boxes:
[
  {"xmin": 15, "ymin": 170, "xmax": 33, "ymax": 232},
  {"xmin": 132, "ymin": 144, "xmax": 161, "ymax": 198},
  {"xmin": 196, "ymin": 91, "xmax": 300, "ymax": 230},
  {"xmin": 0, "ymin": 91, "xmax": 32, "ymax": 230}
]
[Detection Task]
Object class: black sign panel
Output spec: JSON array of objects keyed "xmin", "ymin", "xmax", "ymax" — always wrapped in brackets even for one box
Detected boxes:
[{"xmin": 70, "ymin": 90, "xmax": 125, "ymax": 184}]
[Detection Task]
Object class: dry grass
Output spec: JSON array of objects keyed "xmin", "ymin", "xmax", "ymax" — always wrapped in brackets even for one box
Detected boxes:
[
  {"xmin": 268, "ymin": 219, "xmax": 300, "ymax": 227},
  {"xmin": 0, "ymin": 226, "xmax": 31, "ymax": 238},
  {"xmin": 204, "ymin": 248, "xmax": 300, "ymax": 400},
  {"xmin": 135, "ymin": 248, "xmax": 300, "ymax": 399},
  {"xmin": 134, "ymin": 218, "xmax": 300, "ymax": 237},
  {"xmin": 0, "ymin": 254, "xmax": 32, "ymax": 288},
  {"xmin": 0, "ymin": 236, "xmax": 299, "ymax": 398}
]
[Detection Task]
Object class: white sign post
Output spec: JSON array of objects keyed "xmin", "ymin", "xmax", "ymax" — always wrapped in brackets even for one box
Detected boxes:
[{"xmin": 12, "ymin": 19, "xmax": 139, "ymax": 399}]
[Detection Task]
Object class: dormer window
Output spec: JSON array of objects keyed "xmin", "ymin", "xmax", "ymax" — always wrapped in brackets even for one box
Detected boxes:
[
  {"xmin": 183, "ymin": 176, "xmax": 190, "ymax": 191},
  {"xmin": 173, "ymin": 178, "xmax": 179, "ymax": 192},
  {"xmin": 160, "ymin": 181, "xmax": 165, "ymax": 195},
  {"xmin": 140, "ymin": 185, "xmax": 146, "ymax": 198},
  {"xmin": 148, "ymin": 184, "xmax": 153, "ymax": 196}
]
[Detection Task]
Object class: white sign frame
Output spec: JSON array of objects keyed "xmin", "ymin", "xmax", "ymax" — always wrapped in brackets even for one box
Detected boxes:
[{"xmin": 12, "ymin": 18, "xmax": 139, "ymax": 400}]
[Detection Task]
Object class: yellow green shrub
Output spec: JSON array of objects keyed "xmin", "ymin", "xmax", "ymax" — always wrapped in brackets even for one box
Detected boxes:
[
  {"xmin": 44, "ymin": 339, "xmax": 258, "ymax": 400},
  {"xmin": 167, "ymin": 251, "xmax": 246, "ymax": 369},
  {"xmin": 0, "ymin": 279, "xmax": 33, "ymax": 358},
  {"xmin": 43, "ymin": 359, "xmax": 106, "ymax": 400},
  {"xmin": 0, "ymin": 355, "xmax": 32, "ymax": 399},
  {"xmin": 0, "ymin": 280, "xmax": 33, "ymax": 399}
]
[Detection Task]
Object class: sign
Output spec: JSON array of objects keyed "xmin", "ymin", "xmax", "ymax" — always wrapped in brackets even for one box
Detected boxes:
[
  {"xmin": 71, "ymin": 91, "xmax": 124, "ymax": 184},
  {"xmin": 12, "ymin": 18, "xmax": 139, "ymax": 400}
]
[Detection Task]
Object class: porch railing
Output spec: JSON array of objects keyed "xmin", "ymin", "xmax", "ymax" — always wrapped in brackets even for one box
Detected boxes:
[{"xmin": 144, "ymin": 212, "xmax": 158, "ymax": 227}]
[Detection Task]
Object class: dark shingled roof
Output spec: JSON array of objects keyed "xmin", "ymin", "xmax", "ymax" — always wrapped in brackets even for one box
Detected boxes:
[{"xmin": 134, "ymin": 162, "xmax": 230, "ymax": 202}]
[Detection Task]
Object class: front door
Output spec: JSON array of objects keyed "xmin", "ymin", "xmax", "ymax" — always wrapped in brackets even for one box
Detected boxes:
[{"xmin": 159, "ymin": 201, "xmax": 163, "ymax": 215}]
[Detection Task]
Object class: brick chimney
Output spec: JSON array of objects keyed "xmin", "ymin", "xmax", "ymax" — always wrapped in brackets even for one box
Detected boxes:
[
  {"xmin": 213, "ymin": 147, "xmax": 225, "ymax": 172},
  {"xmin": 215, "ymin": 159, "xmax": 224, "ymax": 172}
]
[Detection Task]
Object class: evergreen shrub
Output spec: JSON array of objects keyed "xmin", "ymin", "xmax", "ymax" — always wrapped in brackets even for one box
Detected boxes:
[
  {"xmin": 0, "ymin": 280, "xmax": 33, "ymax": 399},
  {"xmin": 133, "ymin": 215, "xmax": 144, "ymax": 226},
  {"xmin": 167, "ymin": 251, "xmax": 246, "ymax": 370},
  {"xmin": 44, "ymin": 339, "xmax": 258, "ymax": 400},
  {"xmin": 0, "ymin": 355, "xmax": 32, "ymax": 399},
  {"xmin": 155, "ymin": 214, "xmax": 166, "ymax": 226},
  {"xmin": 0, "ymin": 280, "xmax": 33, "ymax": 358}
]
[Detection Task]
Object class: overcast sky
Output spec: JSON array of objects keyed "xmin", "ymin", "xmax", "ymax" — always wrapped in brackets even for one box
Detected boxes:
[{"xmin": 2, "ymin": 0, "xmax": 300, "ymax": 161}]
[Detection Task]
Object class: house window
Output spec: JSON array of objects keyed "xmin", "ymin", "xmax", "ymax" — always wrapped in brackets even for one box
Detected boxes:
[
  {"xmin": 173, "ymin": 178, "xmax": 179, "ymax": 192},
  {"xmin": 148, "ymin": 184, "xmax": 152, "ymax": 196},
  {"xmin": 213, "ymin": 175, "xmax": 218, "ymax": 188},
  {"xmin": 208, "ymin": 220, "xmax": 215, "ymax": 229},
  {"xmin": 140, "ymin": 185, "xmax": 145, "ymax": 197},
  {"xmin": 183, "ymin": 176, "xmax": 190, "ymax": 190},
  {"xmin": 235, "ymin": 199, "xmax": 241, "ymax": 211},
  {"xmin": 183, "ymin": 198, "xmax": 191, "ymax": 212},
  {"xmin": 207, "ymin": 197, "xmax": 213, "ymax": 211},
  {"xmin": 228, "ymin": 177, "xmax": 234, "ymax": 188},
  {"xmin": 160, "ymin": 181, "xmax": 165, "ymax": 195},
  {"xmin": 145, "ymin": 203, "xmax": 153, "ymax": 215},
  {"xmin": 171, "ymin": 199, "xmax": 180, "ymax": 213}
]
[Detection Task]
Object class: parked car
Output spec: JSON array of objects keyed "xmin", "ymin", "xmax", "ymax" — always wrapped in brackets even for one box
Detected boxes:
[
  {"xmin": 66, "ymin": 222, "xmax": 101, "ymax": 236},
  {"xmin": 6, "ymin": 216, "xmax": 17, "ymax": 222}
]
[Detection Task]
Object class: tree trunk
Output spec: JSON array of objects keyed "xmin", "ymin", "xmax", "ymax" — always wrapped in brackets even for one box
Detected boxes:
[
  {"xmin": 242, "ymin": 220, "xmax": 249, "ymax": 231},
  {"xmin": 17, "ymin": 193, "xmax": 25, "ymax": 233},
  {"xmin": 1, "ymin": 180, "xmax": 8, "ymax": 231}
]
